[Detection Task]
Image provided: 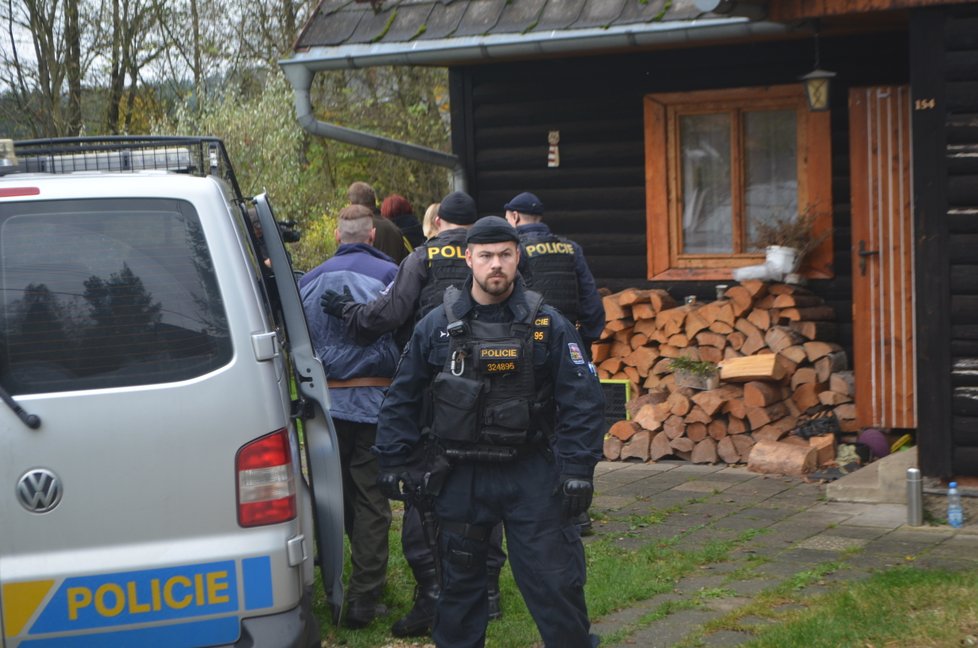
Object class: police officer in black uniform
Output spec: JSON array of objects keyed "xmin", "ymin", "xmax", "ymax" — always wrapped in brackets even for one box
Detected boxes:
[
  {"xmin": 319, "ymin": 190, "xmax": 509, "ymax": 636},
  {"xmin": 374, "ymin": 216, "xmax": 604, "ymax": 648},
  {"xmin": 503, "ymin": 191, "xmax": 605, "ymax": 348},
  {"xmin": 504, "ymin": 191, "xmax": 605, "ymax": 535}
]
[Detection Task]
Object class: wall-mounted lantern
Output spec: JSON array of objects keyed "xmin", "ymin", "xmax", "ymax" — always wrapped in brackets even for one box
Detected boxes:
[{"xmin": 799, "ymin": 26, "xmax": 836, "ymax": 112}]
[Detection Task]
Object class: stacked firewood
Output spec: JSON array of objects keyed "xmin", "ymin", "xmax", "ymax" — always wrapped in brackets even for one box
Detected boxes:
[{"xmin": 595, "ymin": 280, "xmax": 856, "ymax": 472}]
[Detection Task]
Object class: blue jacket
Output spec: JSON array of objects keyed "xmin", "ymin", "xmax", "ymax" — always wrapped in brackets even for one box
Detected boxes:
[{"xmin": 300, "ymin": 243, "xmax": 400, "ymax": 424}]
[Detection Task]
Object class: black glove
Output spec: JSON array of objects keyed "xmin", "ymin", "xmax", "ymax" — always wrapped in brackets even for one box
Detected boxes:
[
  {"xmin": 320, "ymin": 286, "xmax": 353, "ymax": 318},
  {"xmin": 559, "ymin": 475, "xmax": 593, "ymax": 518},
  {"xmin": 377, "ymin": 470, "xmax": 409, "ymax": 501}
]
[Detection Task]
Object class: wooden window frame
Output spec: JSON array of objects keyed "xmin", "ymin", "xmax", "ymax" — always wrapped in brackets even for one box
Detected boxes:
[{"xmin": 644, "ymin": 84, "xmax": 833, "ymax": 281}]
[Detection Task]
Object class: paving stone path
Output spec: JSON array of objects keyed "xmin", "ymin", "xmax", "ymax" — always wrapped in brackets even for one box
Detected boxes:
[{"xmin": 588, "ymin": 460, "xmax": 978, "ymax": 647}]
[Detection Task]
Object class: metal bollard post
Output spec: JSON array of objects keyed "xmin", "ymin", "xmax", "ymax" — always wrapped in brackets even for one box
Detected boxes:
[{"xmin": 907, "ymin": 467, "xmax": 923, "ymax": 526}]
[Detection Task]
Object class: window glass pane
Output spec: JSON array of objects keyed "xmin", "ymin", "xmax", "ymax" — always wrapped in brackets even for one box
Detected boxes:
[
  {"xmin": 0, "ymin": 199, "xmax": 232, "ymax": 395},
  {"xmin": 680, "ymin": 114, "xmax": 733, "ymax": 254},
  {"xmin": 744, "ymin": 110, "xmax": 798, "ymax": 249}
]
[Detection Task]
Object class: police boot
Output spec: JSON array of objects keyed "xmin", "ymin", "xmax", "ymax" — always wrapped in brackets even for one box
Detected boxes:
[
  {"xmin": 343, "ymin": 587, "xmax": 386, "ymax": 629},
  {"xmin": 487, "ymin": 569, "xmax": 503, "ymax": 621},
  {"xmin": 391, "ymin": 569, "xmax": 439, "ymax": 637}
]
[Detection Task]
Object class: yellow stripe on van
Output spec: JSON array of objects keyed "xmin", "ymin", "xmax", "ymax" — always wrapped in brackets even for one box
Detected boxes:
[{"xmin": 3, "ymin": 580, "xmax": 54, "ymax": 636}]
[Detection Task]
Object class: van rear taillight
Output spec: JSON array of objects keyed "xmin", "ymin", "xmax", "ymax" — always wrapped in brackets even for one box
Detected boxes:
[
  {"xmin": 0, "ymin": 187, "xmax": 40, "ymax": 198},
  {"xmin": 236, "ymin": 429, "xmax": 296, "ymax": 527}
]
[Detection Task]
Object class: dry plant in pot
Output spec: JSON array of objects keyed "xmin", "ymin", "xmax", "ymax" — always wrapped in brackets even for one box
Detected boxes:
[{"xmin": 751, "ymin": 208, "xmax": 828, "ymax": 275}]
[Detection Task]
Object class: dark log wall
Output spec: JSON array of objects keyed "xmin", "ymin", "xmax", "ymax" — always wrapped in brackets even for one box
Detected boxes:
[
  {"xmin": 915, "ymin": 6, "xmax": 978, "ymax": 477},
  {"xmin": 451, "ymin": 31, "xmax": 909, "ymax": 360}
]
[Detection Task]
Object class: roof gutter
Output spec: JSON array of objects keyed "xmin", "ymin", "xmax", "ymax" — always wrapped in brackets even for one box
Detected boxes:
[{"xmin": 279, "ymin": 16, "xmax": 789, "ymax": 191}]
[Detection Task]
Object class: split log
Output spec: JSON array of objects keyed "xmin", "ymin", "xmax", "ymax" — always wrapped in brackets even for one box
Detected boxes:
[
  {"xmin": 725, "ymin": 285, "xmax": 754, "ymax": 317},
  {"xmin": 772, "ymin": 293, "xmax": 824, "ymax": 308},
  {"xmin": 709, "ymin": 320, "xmax": 735, "ymax": 335},
  {"xmin": 620, "ymin": 430, "xmax": 651, "ymax": 461},
  {"xmin": 779, "ymin": 305, "xmax": 836, "ymax": 321},
  {"xmin": 719, "ymin": 354, "xmax": 786, "ymax": 382},
  {"xmin": 695, "ymin": 331, "xmax": 727, "ymax": 348},
  {"xmin": 790, "ymin": 367, "xmax": 818, "ymax": 391},
  {"xmin": 684, "ymin": 309, "xmax": 711, "ymax": 339},
  {"xmin": 818, "ymin": 390, "xmax": 852, "ymax": 406},
  {"xmin": 741, "ymin": 330, "xmax": 767, "ymax": 355},
  {"xmin": 747, "ymin": 401, "xmax": 790, "ymax": 430},
  {"xmin": 780, "ymin": 344, "xmax": 808, "ymax": 365},
  {"xmin": 748, "ymin": 440, "xmax": 817, "ymax": 475},
  {"xmin": 623, "ymin": 347, "xmax": 658, "ymax": 375},
  {"xmin": 743, "ymin": 381, "xmax": 786, "ymax": 408},
  {"xmin": 789, "ymin": 320, "xmax": 838, "ymax": 341},
  {"xmin": 686, "ymin": 422, "xmax": 708, "ymax": 442},
  {"xmin": 649, "ymin": 430, "xmax": 674, "ymax": 460},
  {"xmin": 634, "ymin": 317, "xmax": 658, "ymax": 337},
  {"xmin": 731, "ymin": 434, "xmax": 756, "ymax": 459},
  {"xmin": 809, "ymin": 433, "xmax": 837, "ymax": 466},
  {"xmin": 691, "ymin": 385, "xmax": 743, "ymax": 417},
  {"xmin": 717, "ymin": 436, "xmax": 741, "ymax": 464},
  {"xmin": 751, "ymin": 417, "xmax": 796, "ymax": 443},
  {"xmin": 667, "ymin": 391, "xmax": 692, "ymax": 417},
  {"xmin": 629, "ymin": 333, "xmax": 649, "ymax": 350},
  {"xmin": 663, "ymin": 415, "xmax": 686, "ymax": 439},
  {"xmin": 764, "ymin": 326, "xmax": 807, "ymax": 353},
  {"xmin": 747, "ymin": 308, "xmax": 772, "ymax": 331},
  {"xmin": 604, "ymin": 435, "xmax": 623, "ymax": 460},
  {"xmin": 632, "ymin": 302, "xmax": 657, "ymax": 321},
  {"xmin": 626, "ymin": 390, "xmax": 669, "ymax": 417},
  {"xmin": 830, "ymin": 370, "xmax": 855, "ymax": 397},
  {"xmin": 608, "ymin": 420, "xmax": 641, "ymax": 441},
  {"xmin": 707, "ymin": 418, "xmax": 727, "ymax": 441},
  {"xmin": 698, "ymin": 346, "xmax": 724, "ymax": 364},
  {"xmin": 670, "ymin": 436, "xmax": 695, "ymax": 453},
  {"xmin": 727, "ymin": 415, "xmax": 749, "ymax": 435},
  {"xmin": 792, "ymin": 382, "xmax": 828, "ymax": 412},
  {"xmin": 691, "ymin": 438, "xmax": 718, "ymax": 464},
  {"xmin": 803, "ymin": 341, "xmax": 845, "ymax": 362},
  {"xmin": 591, "ymin": 343, "xmax": 611, "ymax": 363},
  {"xmin": 686, "ymin": 406, "xmax": 713, "ymax": 425},
  {"xmin": 815, "ymin": 351, "xmax": 848, "ymax": 382},
  {"xmin": 602, "ymin": 294, "xmax": 630, "ymax": 321}
]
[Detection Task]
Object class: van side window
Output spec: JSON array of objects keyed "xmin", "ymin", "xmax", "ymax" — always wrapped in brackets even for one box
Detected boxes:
[{"xmin": 0, "ymin": 198, "xmax": 232, "ymax": 394}]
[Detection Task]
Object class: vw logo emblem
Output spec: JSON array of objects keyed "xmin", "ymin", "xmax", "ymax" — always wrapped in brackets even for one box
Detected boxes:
[{"xmin": 16, "ymin": 468, "xmax": 62, "ymax": 513}]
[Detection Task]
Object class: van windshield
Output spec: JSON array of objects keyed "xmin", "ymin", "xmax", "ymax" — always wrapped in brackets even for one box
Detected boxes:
[{"xmin": 0, "ymin": 198, "xmax": 232, "ymax": 395}]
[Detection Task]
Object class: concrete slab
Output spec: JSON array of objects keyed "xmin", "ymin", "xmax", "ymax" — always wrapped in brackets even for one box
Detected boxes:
[{"xmin": 826, "ymin": 447, "xmax": 918, "ymax": 504}]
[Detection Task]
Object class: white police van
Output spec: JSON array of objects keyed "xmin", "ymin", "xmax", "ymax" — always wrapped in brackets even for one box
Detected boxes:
[{"xmin": 0, "ymin": 137, "xmax": 344, "ymax": 647}]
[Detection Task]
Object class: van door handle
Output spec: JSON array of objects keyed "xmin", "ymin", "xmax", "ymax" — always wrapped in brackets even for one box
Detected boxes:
[{"xmin": 858, "ymin": 240, "xmax": 879, "ymax": 276}]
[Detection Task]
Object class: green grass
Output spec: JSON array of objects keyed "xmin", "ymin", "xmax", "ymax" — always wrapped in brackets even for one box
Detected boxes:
[
  {"xmin": 309, "ymin": 497, "xmax": 978, "ymax": 648},
  {"xmin": 744, "ymin": 567, "xmax": 978, "ymax": 647}
]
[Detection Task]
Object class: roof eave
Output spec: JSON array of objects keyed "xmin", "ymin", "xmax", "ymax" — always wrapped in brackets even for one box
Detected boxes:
[{"xmin": 279, "ymin": 17, "xmax": 789, "ymax": 72}]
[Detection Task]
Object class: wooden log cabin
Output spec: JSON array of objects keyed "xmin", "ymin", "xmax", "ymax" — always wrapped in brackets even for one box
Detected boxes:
[{"xmin": 283, "ymin": 0, "xmax": 978, "ymax": 479}]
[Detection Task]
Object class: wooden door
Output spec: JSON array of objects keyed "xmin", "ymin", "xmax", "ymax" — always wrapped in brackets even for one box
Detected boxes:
[{"xmin": 849, "ymin": 86, "xmax": 916, "ymax": 429}]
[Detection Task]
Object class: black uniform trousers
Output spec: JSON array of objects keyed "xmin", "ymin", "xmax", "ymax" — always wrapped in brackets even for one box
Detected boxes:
[
  {"xmin": 401, "ymin": 505, "xmax": 505, "ymax": 575},
  {"xmin": 432, "ymin": 448, "xmax": 593, "ymax": 648}
]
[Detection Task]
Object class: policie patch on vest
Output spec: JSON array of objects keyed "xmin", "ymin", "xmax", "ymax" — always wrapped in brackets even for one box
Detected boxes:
[
  {"xmin": 523, "ymin": 241, "xmax": 575, "ymax": 257},
  {"xmin": 479, "ymin": 344, "xmax": 521, "ymax": 373}
]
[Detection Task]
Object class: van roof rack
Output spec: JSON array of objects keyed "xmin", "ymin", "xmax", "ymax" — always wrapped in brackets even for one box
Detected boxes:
[{"xmin": 11, "ymin": 136, "xmax": 243, "ymax": 201}]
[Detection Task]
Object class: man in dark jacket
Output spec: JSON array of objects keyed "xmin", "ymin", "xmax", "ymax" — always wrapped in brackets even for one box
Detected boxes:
[
  {"xmin": 504, "ymin": 191, "xmax": 605, "ymax": 348},
  {"xmin": 374, "ymin": 216, "xmax": 604, "ymax": 648},
  {"xmin": 299, "ymin": 204, "xmax": 400, "ymax": 628}
]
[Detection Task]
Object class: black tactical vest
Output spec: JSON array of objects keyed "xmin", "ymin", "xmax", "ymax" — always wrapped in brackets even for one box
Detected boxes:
[
  {"xmin": 428, "ymin": 287, "xmax": 551, "ymax": 454},
  {"xmin": 519, "ymin": 231, "xmax": 580, "ymax": 323},
  {"xmin": 417, "ymin": 228, "xmax": 470, "ymax": 320}
]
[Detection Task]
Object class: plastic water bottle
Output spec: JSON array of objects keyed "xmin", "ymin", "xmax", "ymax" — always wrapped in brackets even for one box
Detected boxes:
[{"xmin": 948, "ymin": 481, "xmax": 964, "ymax": 528}]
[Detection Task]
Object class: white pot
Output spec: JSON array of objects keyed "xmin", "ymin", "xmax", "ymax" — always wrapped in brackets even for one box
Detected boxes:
[{"xmin": 765, "ymin": 245, "xmax": 800, "ymax": 275}]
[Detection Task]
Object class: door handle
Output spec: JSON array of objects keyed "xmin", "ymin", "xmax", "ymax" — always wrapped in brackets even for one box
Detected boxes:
[{"xmin": 858, "ymin": 240, "xmax": 879, "ymax": 276}]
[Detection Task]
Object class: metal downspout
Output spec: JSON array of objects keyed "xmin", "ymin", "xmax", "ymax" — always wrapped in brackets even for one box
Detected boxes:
[{"xmin": 280, "ymin": 64, "xmax": 467, "ymax": 191}]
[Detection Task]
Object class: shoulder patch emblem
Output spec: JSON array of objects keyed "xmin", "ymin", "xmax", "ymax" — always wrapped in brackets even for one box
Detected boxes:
[{"xmin": 567, "ymin": 342, "xmax": 585, "ymax": 365}]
